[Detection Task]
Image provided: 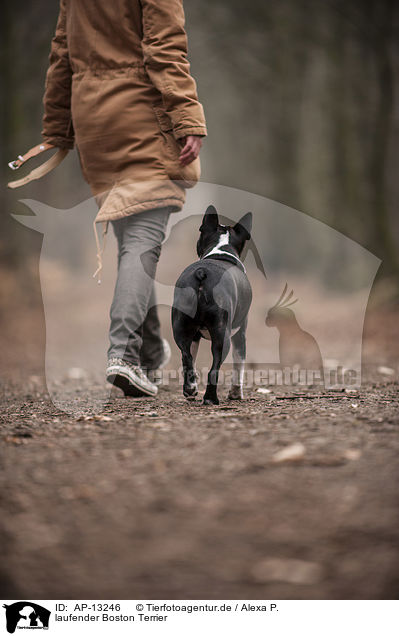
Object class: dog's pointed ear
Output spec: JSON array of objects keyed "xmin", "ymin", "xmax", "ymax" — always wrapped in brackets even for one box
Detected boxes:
[
  {"xmin": 234, "ymin": 212, "xmax": 252, "ymax": 240},
  {"xmin": 200, "ymin": 205, "xmax": 219, "ymax": 231}
]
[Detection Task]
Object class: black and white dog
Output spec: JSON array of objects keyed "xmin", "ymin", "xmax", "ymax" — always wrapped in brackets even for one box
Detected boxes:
[{"xmin": 172, "ymin": 205, "xmax": 252, "ymax": 405}]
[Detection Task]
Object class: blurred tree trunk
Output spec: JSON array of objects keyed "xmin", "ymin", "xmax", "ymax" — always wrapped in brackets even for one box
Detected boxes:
[
  {"xmin": 1, "ymin": 0, "xmax": 398, "ymax": 284},
  {"xmin": 368, "ymin": 0, "xmax": 399, "ymax": 274},
  {"xmin": 0, "ymin": 3, "xmax": 22, "ymax": 268}
]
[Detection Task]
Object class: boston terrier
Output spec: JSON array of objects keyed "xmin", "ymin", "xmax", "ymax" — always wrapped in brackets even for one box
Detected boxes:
[{"xmin": 172, "ymin": 205, "xmax": 252, "ymax": 405}]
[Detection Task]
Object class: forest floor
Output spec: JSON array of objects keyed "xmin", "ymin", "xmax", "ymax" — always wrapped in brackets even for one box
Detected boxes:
[
  {"xmin": 1, "ymin": 375, "xmax": 399, "ymax": 599},
  {"xmin": 0, "ymin": 278, "xmax": 398, "ymax": 600}
]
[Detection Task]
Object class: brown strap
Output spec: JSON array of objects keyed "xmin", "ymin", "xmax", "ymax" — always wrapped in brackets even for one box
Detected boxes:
[
  {"xmin": 8, "ymin": 141, "xmax": 55, "ymax": 170},
  {"xmin": 92, "ymin": 220, "xmax": 109, "ymax": 284},
  {"xmin": 7, "ymin": 144, "xmax": 69, "ymax": 189}
]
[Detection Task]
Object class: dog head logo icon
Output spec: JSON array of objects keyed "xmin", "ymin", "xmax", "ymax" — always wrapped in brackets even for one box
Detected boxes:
[{"xmin": 2, "ymin": 602, "xmax": 51, "ymax": 634}]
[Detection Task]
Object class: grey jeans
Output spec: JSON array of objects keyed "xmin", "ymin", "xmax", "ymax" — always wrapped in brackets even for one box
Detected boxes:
[{"xmin": 108, "ymin": 207, "xmax": 171, "ymax": 368}]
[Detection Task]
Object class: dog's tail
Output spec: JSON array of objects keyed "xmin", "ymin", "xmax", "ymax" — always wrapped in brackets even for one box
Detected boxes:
[
  {"xmin": 195, "ymin": 268, "xmax": 211, "ymax": 303},
  {"xmin": 195, "ymin": 268, "xmax": 207, "ymax": 283}
]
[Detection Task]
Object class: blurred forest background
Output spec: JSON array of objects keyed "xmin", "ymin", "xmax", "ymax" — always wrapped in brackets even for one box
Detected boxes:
[
  {"xmin": 2, "ymin": 1, "xmax": 399, "ymax": 603},
  {"xmin": 0, "ymin": 0, "xmax": 398, "ymax": 314}
]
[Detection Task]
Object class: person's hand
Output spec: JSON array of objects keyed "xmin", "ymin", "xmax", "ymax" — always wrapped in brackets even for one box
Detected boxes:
[{"xmin": 179, "ymin": 135, "xmax": 203, "ymax": 166}]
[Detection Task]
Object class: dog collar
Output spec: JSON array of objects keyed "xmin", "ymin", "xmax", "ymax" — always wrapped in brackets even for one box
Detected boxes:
[{"xmin": 201, "ymin": 248, "xmax": 246, "ymax": 273}]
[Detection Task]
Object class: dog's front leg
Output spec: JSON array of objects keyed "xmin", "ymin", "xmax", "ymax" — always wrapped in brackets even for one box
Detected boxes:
[{"xmin": 228, "ymin": 325, "xmax": 246, "ymax": 400}]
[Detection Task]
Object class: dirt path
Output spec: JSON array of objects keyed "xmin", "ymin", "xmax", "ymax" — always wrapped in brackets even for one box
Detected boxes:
[{"xmin": 1, "ymin": 376, "xmax": 398, "ymax": 599}]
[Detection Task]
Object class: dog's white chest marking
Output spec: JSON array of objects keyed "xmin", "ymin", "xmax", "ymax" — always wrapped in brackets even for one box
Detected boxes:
[
  {"xmin": 205, "ymin": 232, "xmax": 230, "ymax": 258},
  {"xmin": 203, "ymin": 231, "xmax": 246, "ymax": 272}
]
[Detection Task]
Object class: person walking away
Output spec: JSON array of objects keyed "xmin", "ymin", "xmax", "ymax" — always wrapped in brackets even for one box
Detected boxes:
[{"xmin": 41, "ymin": 0, "xmax": 207, "ymax": 397}]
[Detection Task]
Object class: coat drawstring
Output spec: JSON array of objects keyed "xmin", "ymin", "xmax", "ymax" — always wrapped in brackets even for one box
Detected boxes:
[{"xmin": 93, "ymin": 220, "xmax": 109, "ymax": 284}]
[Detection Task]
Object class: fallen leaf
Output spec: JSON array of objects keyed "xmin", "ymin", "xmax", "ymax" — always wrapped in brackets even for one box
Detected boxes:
[
  {"xmin": 118, "ymin": 448, "xmax": 133, "ymax": 459},
  {"xmin": 67, "ymin": 367, "xmax": 87, "ymax": 380},
  {"xmin": 344, "ymin": 449, "xmax": 362, "ymax": 461},
  {"xmin": 377, "ymin": 366, "xmax": 395, "ymax": 376},
  {"xmin": 272, "ymin": 442, "xmax": 305, "ymax": 463},
  {"xmin": 252, "ymin": 557, "xmax": 323, "ymax": 585}
]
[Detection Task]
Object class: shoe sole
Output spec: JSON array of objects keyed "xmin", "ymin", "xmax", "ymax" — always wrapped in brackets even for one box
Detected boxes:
[{"xmin": 107, "ymin": 371, "xmax": 157, "ymax": 397}]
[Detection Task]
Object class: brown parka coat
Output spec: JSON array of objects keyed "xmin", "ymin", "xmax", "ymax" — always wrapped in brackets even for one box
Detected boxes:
[{"xmin": 42, "ymin": 0, "xmax": 207, "ymax": 223}]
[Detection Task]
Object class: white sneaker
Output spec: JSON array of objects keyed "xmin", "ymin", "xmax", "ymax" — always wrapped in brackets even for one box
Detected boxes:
[
  {"xmin": 147, "ymin": 339, "xmax": 171, "ymax": 385},
  {"xmin": 107, "ymin": 358, "xmax": 158, "ymax": 397}
]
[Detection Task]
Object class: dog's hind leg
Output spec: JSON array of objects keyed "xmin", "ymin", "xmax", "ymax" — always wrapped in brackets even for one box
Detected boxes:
[
  {"xmin": 190, "ymin": 332, "xmax": 200, "ymax": 363},
  {"xmin": 228, "ymin": 324, "xmax": 246, "ymax": 400},
  {"xmin": 181, "ymin": 340, "xmax": 199, "ymax": 399},
  {"xmin": 174, "ymin": 320, "xmax": 200, "ymax": 400},
  {"xmin": 190, "ymin": 331, "xmax": 201, "ymax": 378},
  {"xmin": 181, "ymin": 331, "xmax": 202, "ymax": 399},
  {"xmin": 203, "ymin": 325, "xmax": 231, "ymax": 406}
]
